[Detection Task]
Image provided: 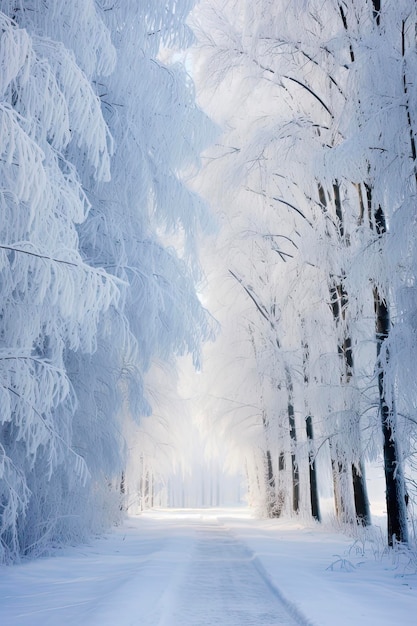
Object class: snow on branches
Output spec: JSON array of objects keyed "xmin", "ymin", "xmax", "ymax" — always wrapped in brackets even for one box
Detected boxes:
[{"xmin": 0, "ymin": 1, "xmax": 213, "ymax": 562}]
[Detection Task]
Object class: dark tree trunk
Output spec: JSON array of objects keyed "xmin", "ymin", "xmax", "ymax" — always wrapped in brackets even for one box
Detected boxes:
[
  {"xmin": 352, "ymin": 462, "xmax": 371, "ymax": 526},
  {"xmin": 285, "ymin": 367, "xmax": 299, "ymax": 513},
  {"xmin": 306, "ymin": 415, "xmax": 321, "ymax": 521},
  {"xmin": 289, "ymin": 404, "xmax": 300, "ymax": 514},
  {"xmin": 374, "ymin": 285, "xmax": 408, "ymax": 544},
  {"xmin": 302, "ymin": 331, "xmax": 321, "ymax": 521},
  {"xmin": 265, "ymin": 449, "xmax": 279, "ymax": 517},
  {"xmin": 320, "ymin": 182, "xmax": 371, "ymax": 524},
  {"xmin": 277, "ymin": 450, "xmax": 286, "ymax": 517},
  {"xmin": 266, "ymin": 449, "xmax": 274, "ymax": 490},
  {"xmin": 264, "ymin": 449, "xmax": 284, "ymax": 518},
  {"xmin": 372, "ymin": 0, "xmax": 381, "ymax": 25},
  {"xmin": 119, "ymin": 471, "xmax": 126, "ymax": 511},
  {"xmin": 367, "ymin": 147, "xmax": 408, "ymax": 543},
  {"xmin": 330, "ymin": 281, "xmax": 371, "ymax": 525},
  {"xmin": 261, "ymin": 406, "xmax": 282, "ymax": 518},
  {"xmin": 358, "ymin": 181, "xmax": 408, "ymax": 541}
]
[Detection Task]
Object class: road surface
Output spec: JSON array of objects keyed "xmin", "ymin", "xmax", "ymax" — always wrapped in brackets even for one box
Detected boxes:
[{"xmin": 0, "ymin": 511, "xmax": 307, "ymax": 625}]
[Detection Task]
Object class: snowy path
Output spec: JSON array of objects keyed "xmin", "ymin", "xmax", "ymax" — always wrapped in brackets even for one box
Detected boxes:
[
  {"xmin": 1, "ymin": 508, "xmax": 416, "ymax": 626},
  {"xmin": 0, "ymin": 511, "xmax": 304, "ymax": 626},
  {"xmin": 159, "ymin": 521, "xmax": 300, "ymax": 625}
]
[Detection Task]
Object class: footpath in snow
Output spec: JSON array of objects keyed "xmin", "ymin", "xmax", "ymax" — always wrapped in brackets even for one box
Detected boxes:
[{"xmin": 0, "ymin": 508, "xmax": 416, "ymax": 625}]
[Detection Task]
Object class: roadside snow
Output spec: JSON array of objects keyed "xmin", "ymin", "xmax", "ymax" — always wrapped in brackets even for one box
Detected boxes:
[
  {"xmin": 221, "ymin": 511, "xmax": 417, "ymax": 626},
  {"xmin": 0, "ymin": 508, "xmax": 415, "ymax": 625}
]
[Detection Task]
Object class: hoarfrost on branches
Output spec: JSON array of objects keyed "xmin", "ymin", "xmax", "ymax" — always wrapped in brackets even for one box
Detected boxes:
[{"xmin": 0, "ymin": 0, "xmax": 215, "ymax": 562}]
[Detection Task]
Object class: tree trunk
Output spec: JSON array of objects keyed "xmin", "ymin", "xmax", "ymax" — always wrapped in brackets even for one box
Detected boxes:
[
  {"xmin": 329, "ymin": 441, "xmax": 352, "ymax": 523},
  {"xmin": 306, "ymin": 415, "xmax": 321, "ymax": 521},
  {"xmin": 265, "ymin": 449, "xmax": 279, "ymax": 518},
  {"xmin": 362, "ymin": 160, "xmax": 408, "ymax": 543},
  {"xmin": 352, "ymin": 462, "xmax": 371, "ymax": 526},
  {"xmin": 374, "ymin": 285, "xmax": 408, "ymax": 544},
  {"xmin": 320, "ymin": 182, "xmax": 371, "ymax": 525},
  {"xmin": 119, "ymin": 471, "xmax": 126, "ymax": 511},
  {"xmin": 302, "ymin": 331, "xmax": 320, "ymax": 521},
  {"xmin": 285, "ymin": 367, "xmax": 299, "ymax": 513},
  {"xmin": 277, "ymin": 450, "xmax": 286, "ymax": 517},
  {"xmin": 261, "ymin": 406, "xmax": 282, "ymax": 518}
]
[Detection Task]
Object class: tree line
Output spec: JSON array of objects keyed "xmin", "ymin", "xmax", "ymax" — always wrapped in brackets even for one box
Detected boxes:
[
  {"xmin": 0, "ymin": 0, "xmax": 215, "ymax": 563},
  {"xmin": 192, "ymin": 0, "xmax": 417, "ymax": 545}
]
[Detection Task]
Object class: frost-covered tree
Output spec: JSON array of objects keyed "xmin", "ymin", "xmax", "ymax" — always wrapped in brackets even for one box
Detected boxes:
[
  {"xmin": 0, "ymin": 0, "xmax": 215, "ymax": 562},
  {"xmin": 0, "ymin": 5, "xmax": 118, "ymax": 562},
  {"xmin": 191, "ymin": 0, "xmax": 416, "ymax": 544},
  {"xmin": 328, "ymin": 0, "xmax": 415, "ymax": 544},
  {"xmin": 77, "ymin": 0, "xmax": 216, "ymax": 514},
  {"xmin": 190, "ymin": 0, "xmax": 364, "ymax": 522}
]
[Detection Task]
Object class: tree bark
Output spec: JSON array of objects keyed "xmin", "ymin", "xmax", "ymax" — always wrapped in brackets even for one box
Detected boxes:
[
  {"xmin": 302, "ymin": 331, "xmax": 320, "ymax": 521},
  {"xmin": 352, "ymin": 462, "xmax": 371, "ymax": 526},
  {"xmin": 265, "ymin": 449, "xmax": 281, "ymax": 518},
  {"xmin": 285, "ymin": 366, "xmax": 299, "ymax": 513},
  {"xmin": 357, "ymin": 178, "xmax": 408, "ymax": 541},
  {"xmin": 306, "ymin": 415, "xmax": 321, "ymax": 521},
  {"xmin": 261, "ymin": 405, "xmax": 282, "ymax": 518},
  {"xmin": 363, "ymin": 34, "xmax": 409, "ymax": 538},
  {"xmin": 320, "ymin": 182, "xmax": 371, "ymax": 524},
  {"xmin": 374, "ymin": 283, "xmax": 408, "ymax": 544}
]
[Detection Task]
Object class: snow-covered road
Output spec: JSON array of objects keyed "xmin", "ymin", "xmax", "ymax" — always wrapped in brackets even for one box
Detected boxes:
[
  {"xmin": 0, "ymin": 511, "xmax": 304, "ymax": 626},
  {"xmin": 157, "ymin": 521, "xmax": 300, "ymax": 625},
  {"xmin": 1, "ymin": 508, "xmax": 416, "ymax": 626}
]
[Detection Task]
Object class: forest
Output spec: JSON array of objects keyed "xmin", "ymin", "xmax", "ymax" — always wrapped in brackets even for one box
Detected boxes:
[{"xmin": 1, "ymin": 0, "xmax": 416, "ymax": 564}]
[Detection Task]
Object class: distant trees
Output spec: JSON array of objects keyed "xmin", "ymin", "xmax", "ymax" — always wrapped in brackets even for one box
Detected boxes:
[
  {"xmin": 1, "ymin": 0, "xmax": 415, "ymax": 561},
  {"xmin": 192, "ymin": 0, "xmax": 416, "ymax": 544},
  {"xmin": 0, "ymin": 1, "xmax": 214, "ymax": 562}
]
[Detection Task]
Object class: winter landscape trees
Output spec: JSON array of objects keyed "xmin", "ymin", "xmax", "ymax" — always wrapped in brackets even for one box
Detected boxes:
[
  {"xmin": 191, "ymin": 0, "xmax": 417, "ymax": 545},
  {"xmin": 1, "ymin": 0, "xmax": 416, "ymax": 565},
  {"xmin": 0, "ymin": 0, "xmax": 215, "ymax": 563}
]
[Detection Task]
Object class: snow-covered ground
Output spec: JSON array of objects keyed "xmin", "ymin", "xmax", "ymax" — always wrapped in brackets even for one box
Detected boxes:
[{"xmin": 0, "ymin": 508, "xmax": 416, "ymax": 625}]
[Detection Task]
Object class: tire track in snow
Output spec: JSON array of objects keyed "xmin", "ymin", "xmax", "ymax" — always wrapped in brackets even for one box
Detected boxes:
[{"xmin": 159, "ymin": 519, "xmax": 309, "ymax": 626}]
